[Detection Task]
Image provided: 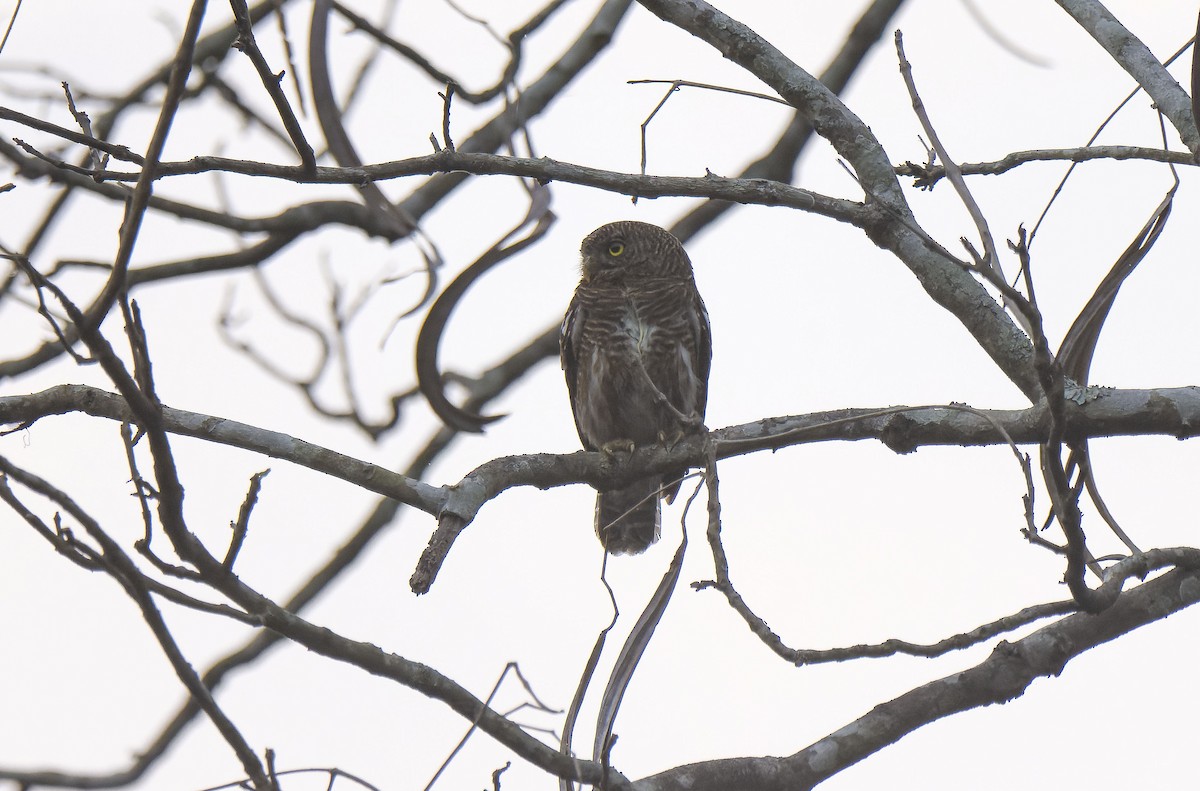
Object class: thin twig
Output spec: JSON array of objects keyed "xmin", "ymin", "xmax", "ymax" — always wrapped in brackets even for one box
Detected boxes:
[
  {"xmin": 0, "ymin": 457, "xmax": 272, "ymax": 788},
  {"xmin": 228, "ymin": 0, "xmax": 316, "ymax": 171},
  {"xmin": 1029, "ymin": 34, "xmax": 1195, "ymax": 245},
  {"xmin": 0, "ymin": 0, "xmax": 22, "ymax": 55},
  {"xmin": 224, "ymin": 469, "xmax": 270, "ymax": 570},
  {"xmin": 894, "ymin": 31, "xmax": 1026, "ymax": 332},
  {"xmin": 632, "ymin": 78, "xmax": 788, "ymax": 176},
  {"xmin": 95, "ymin": 0, "xmax": 210, "ymax": 334},
  {"xmin": 425, "ymin": 662, "xmax": 558, "ymax": 791}
]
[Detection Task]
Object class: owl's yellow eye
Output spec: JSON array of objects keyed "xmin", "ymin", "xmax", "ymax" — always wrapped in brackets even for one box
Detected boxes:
[{"xmin": 607, "ymin": 241, "xmax": 625, "ymax": 257}]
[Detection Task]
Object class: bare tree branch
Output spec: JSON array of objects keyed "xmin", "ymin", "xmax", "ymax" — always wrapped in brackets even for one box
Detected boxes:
[
  {"xmin": 3, "ymin": 3, "xmax": 1199, "ymax": 788},
  {"xmin": 6, "ymin": 384, "xmax": 1200, "ymax": 547},
  {"xmin": 635, "ymin": 0, "xmax": 1040, "ymax": 399},
  {"xmin": 898, "ymin": 144, "xmax": 1193, "ymax": 187},
  {"xmin": 672, "ymin": 0, "xmax": 907, "ymax": 241},
  {"xmin": 1055, "ymin": 0, "xmax": 1200, "ymax": 153},
  {"xmin": 638, "ymin": 562, "xmax": 1200, "ymax": 790},
  {"xmin": 229, "ymin": 0, "xmax": 316, "ymax": 171},
  {"xmin": 0, "ymin": 457, "xmax": 274, "ymax": 790}
]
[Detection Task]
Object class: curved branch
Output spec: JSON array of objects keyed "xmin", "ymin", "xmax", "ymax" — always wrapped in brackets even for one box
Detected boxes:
[
  {"xmin": 309, "ymin": 0, "xmax": 414, "ymax": 238},
  {"xmin": 637, "ymin": 563, "xmax": 1200, "ymax": 790},
  {"xmin": 415, "ymin": 185, "xmax": 554, "ymax": 432},
  {"xmin": 701, "ymin": 547, "xmax": 1200, "ymax": 666}
]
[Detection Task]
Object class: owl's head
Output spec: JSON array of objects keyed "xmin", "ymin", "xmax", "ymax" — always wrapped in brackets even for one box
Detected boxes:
[{"xmin": 579, "ymin": 221, "xmax": 693, "ymax": 282}]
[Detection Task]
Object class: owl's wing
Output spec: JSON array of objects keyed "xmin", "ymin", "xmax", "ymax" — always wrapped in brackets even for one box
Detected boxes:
[
  {"xmin": 692, "ymin": 291, "xmax": 713, "ymax": 419},
  {"xmin": 559, "ymin": 292, "xmax": 593, "ymax": 449}
]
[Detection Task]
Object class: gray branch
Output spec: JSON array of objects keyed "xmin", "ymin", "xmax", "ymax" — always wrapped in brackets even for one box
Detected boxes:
[
  {"xmin": 635, "ymin": 0, "xmax": 1040, "ymax": 400},
  {"xmin": 1055, "ymin": 0, "xmax": 1200, "ymax": 153},
  {"xmin": 4, "ymin": 383, "xmax": 1199, "ymax": 539},
  {"xmin": 635, "ymin": 563, "xmax": 1200, "ymax": 790}
]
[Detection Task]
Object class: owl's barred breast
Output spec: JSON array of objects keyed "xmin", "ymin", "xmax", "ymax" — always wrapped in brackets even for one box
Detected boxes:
[{"xmin": 570, "ymin": 279, "xmax": 702, "ymax": 448}]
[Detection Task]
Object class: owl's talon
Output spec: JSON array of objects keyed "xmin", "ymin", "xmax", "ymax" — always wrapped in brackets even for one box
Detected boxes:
[
  {"xmin": 657, "ymin": 430, "xmax": 685, "ymax": 451},
  {"xmin": 600, "ymin": 439, "xmax": 636, "ymax": 456}
]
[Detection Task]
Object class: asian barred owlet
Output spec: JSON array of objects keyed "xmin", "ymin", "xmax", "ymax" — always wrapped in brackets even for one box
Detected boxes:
[{"xmin": 560, "ymin": 221, "xmax": 712, "ymax": 554}]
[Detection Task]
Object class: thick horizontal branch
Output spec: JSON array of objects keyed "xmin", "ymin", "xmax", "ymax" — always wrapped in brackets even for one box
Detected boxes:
[
  {"xmin": 4, "ymin": 383, "xmax": 1198, "ymax": 526},
  {"xmin": 425, "ymin": 387, "xmax": 1200, "ymax": 574},
  {"xmin": 5, "ymin": 386, "xmax": 1198, "ymax": 791},
  {"xmin": 59, "ymin": 151, "xmax": 862, "ymax": 223},
  {"xmin": 458, "ymin": 385, "xmax": 1200, "ymax": 504},
  {"xmin": 0, "ymin": 123, "xmax": 864, "ymax": 225},
  {"xmin": 0, "ymin": 384, "xmax": 443, "ymax": 511}
]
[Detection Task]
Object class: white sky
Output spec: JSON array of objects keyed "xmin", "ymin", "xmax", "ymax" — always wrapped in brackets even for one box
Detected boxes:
[{"xmin": 1, "ymin": 1, "xmax": 1199, "ymax": 789}]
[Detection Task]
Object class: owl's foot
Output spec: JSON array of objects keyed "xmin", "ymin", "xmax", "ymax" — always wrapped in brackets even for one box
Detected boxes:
[
  {"xmin": 657, "ymin": 429, "xmax": 685, "ymax": 451},
  {"xmin": 600, "ymin": 438, "xmax": 636, "ymax": 456}
]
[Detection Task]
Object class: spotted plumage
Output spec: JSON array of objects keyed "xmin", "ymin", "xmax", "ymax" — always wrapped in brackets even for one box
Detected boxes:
[{"xmin": 560, "ymin": 221, "xmax": 711, "ymax": 554}]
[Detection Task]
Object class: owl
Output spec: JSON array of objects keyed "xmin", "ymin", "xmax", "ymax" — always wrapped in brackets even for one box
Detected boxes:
[{"xmin": 560, "ymin": 221, "xmax": 712, "ymax": 554}]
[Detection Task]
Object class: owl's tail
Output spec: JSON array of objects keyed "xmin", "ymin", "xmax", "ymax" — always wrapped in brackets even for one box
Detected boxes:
[{"xmin": 595, "ymin": 479, "xmax": 662, "ymax": 554}]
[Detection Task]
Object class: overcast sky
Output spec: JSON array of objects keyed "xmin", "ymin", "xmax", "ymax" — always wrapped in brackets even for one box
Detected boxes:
[{"xmin": 2, "ymin": 2, "xmax": 1199, "ymax": 790}]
